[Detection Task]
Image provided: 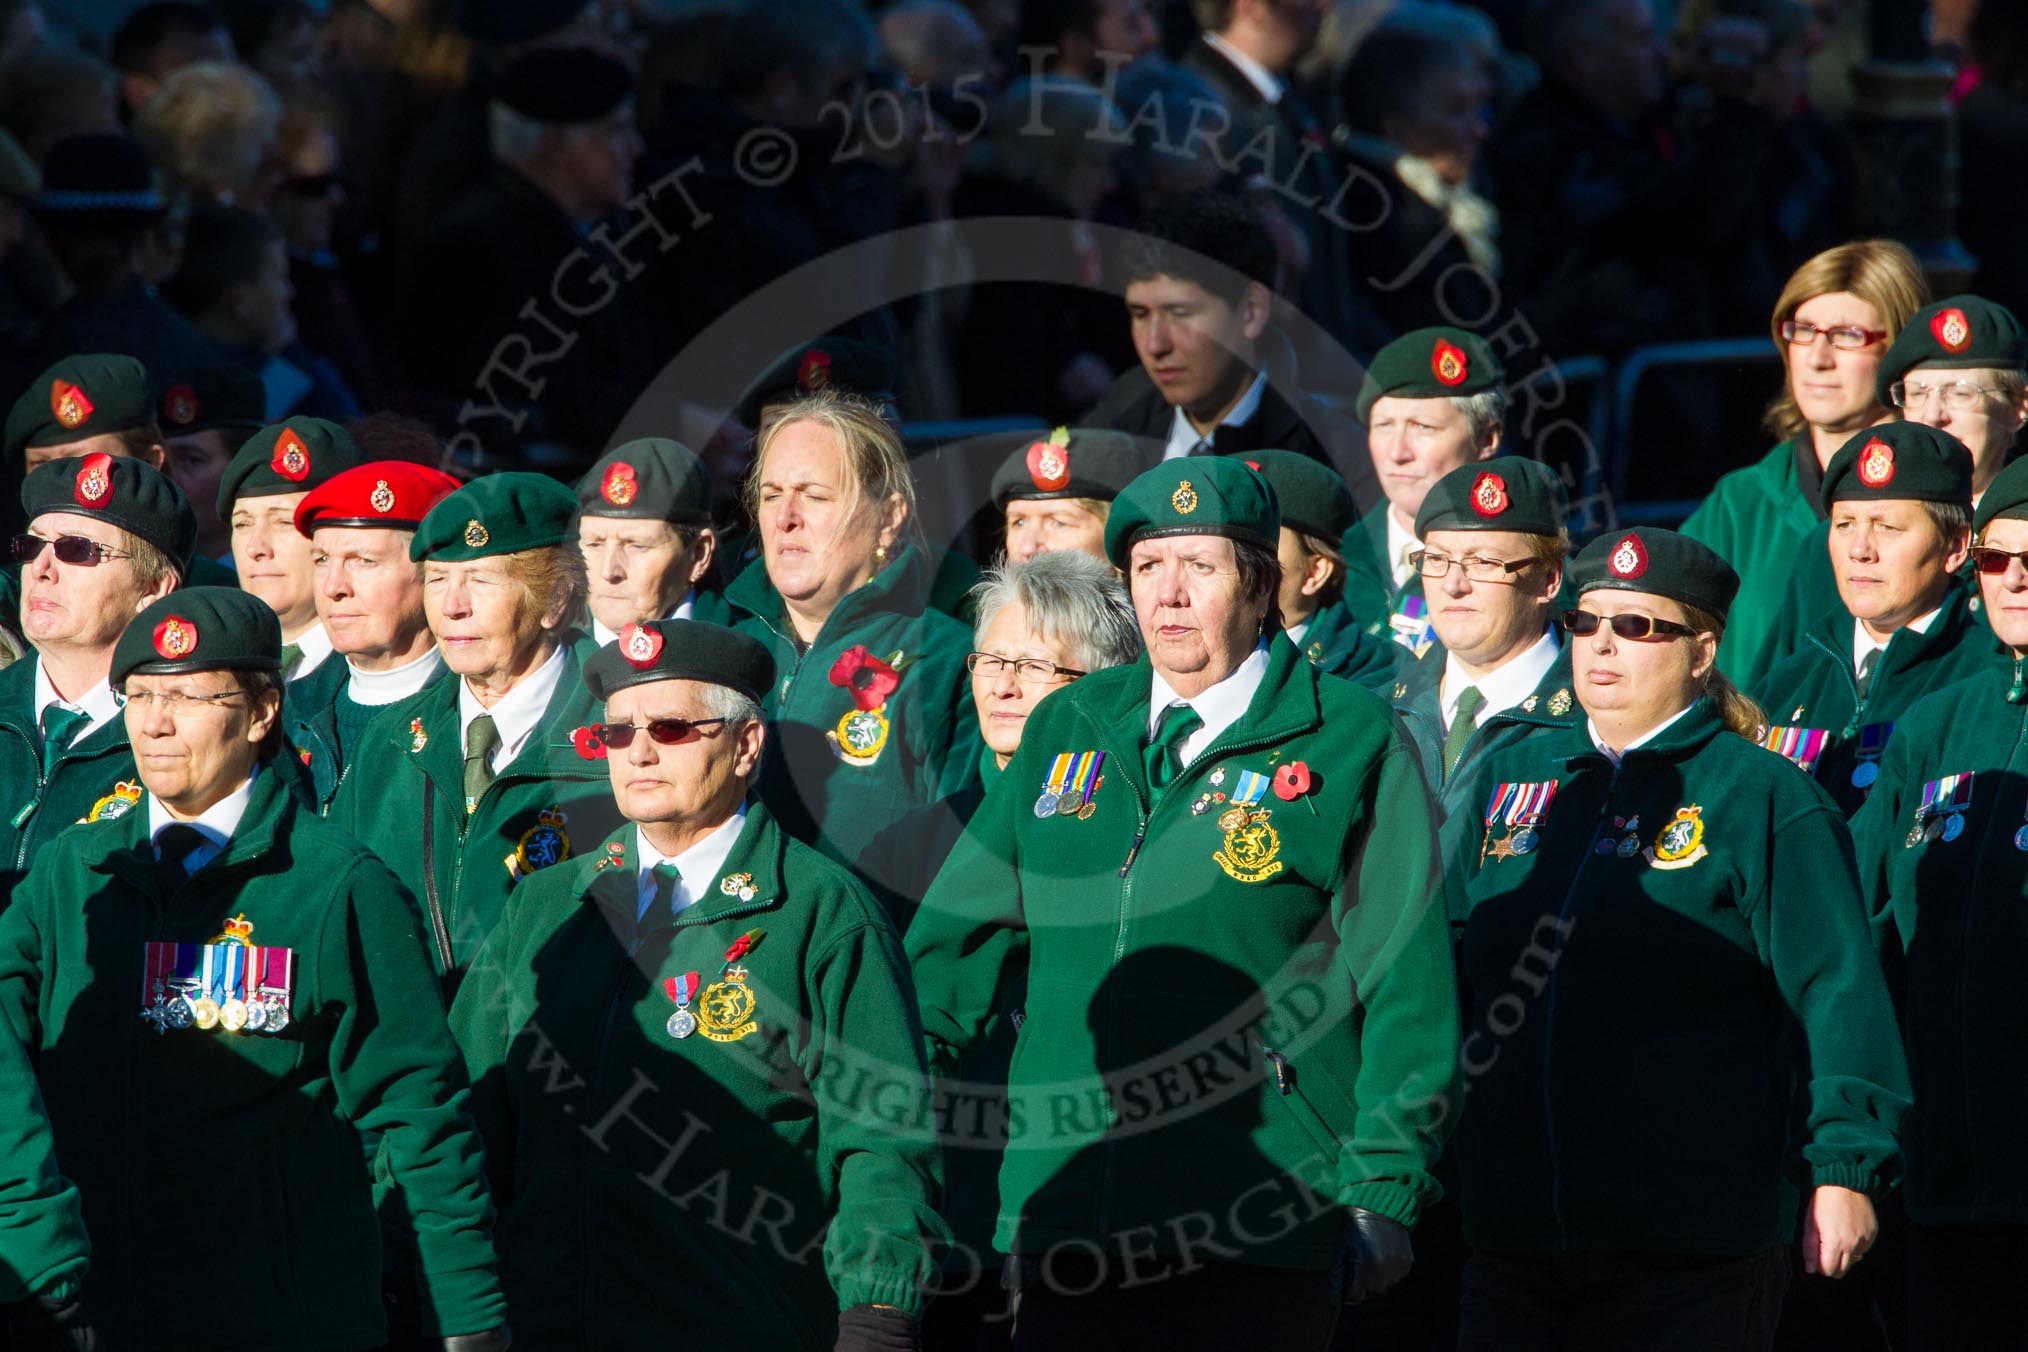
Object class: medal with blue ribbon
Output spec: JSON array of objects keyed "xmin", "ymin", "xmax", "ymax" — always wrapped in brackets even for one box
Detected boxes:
[
  {"xmin": 1035, "ymin": 752, "xmax": 1076, "ymax": 818},
  {"xmin": 1908, "ymin": 771, "xmax": 1974, "ymax": 848},
  {"xmin": 1389, "ymin": 594, "xmax": 1435, "ymax": 656},
  {"xmin": 1482, "ymin": 781, "xmax": 1557, "ymax": 862},
  {"xmin": 1851, "ymin": 722, "xmax": 1893, "ymax": 789},
  {"xmin": 664, "ymin": 971, "xmax": 701, "ymax": 1039}
]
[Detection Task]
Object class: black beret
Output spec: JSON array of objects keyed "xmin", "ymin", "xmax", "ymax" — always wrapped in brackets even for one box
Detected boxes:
[
  {"xmin": 159, "ymin": 364, "xmax": 267, "ymax": 438},
  {"xmin": 1977, "ymin": 455, "xmax": 2028, "ymax": 533},
  {"xmin": 1569, "ymin": 527, "xmax": 1740, "ymax": 621},
  {"xmin": 1355, "ymin": 326, "xmax": 1503, "ymax": 424},
  {"xmin": 1878, "ymin": 295, "xmax": 2028, "ymax": 405},
  {"xmin": 31, "ymin": 132, "xmax": 165, "ymax": 219},
  {"xmin": 1102, "ymin": 456, "xmax": 1280, "ymax": 569},
  {"xmin": 496, "ymin": 47, "xmax": 633, "ymax": 125},
  {"xmin": 23, "ymin": 454, "xmax": 196, "ymax": 571},
  {"xmin": 1415, "ymin": 456, "xmax": 1568, "ymax": 537},
  {"xmin": 111, "ymin": 588, "xmax": 281, "ymax": 687},
  {"xmin": 578, "ymin": 438, "xmax": 713, "ymax": 525},
  {"xmin": 1820, "ymin": 422, "xmax": 1973, "ymax": 512},
  {"xmin": 7, "ymin": 354, "xmax": 159, "ymax": 460},
  {"xmin": 412, "ymin": 472, "xmax": 577, "ymax": 561},
  {"xmin": 1243, "ymin": 448, "xmax": 1355, "ymax": 542},
  {"xmin": 215, "ymin": 418, "xmax": 365, "ymax": 518},
  {"xmin": 733, "ymin": 337, "xmax": 900, "ymax": 428},
  {"xmin": 990, "ymin": 426, "xmax": 1158, "ymax": 509},
  {"xmin": 458, "ymin": 0, "xmax": 589, "ymax": 44},
  {"xmin": 582, "ymin": 619, "xmax": 775, "ymax": 705}
]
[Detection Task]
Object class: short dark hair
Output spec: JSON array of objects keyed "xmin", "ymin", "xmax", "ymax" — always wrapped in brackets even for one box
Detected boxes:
[
  {"xmin": 111, "ymin": 2, "xmax": 227, "ymax": 76},
  {"xmin": 1119, "ymin": 188, "xmax": 1277, "ymax": 306},
  {"xmin": 233, "ymin": 666, "xmax": 287, "ymax": 761},
  {"xmin": 1232, "ymin": 535, "xmax": 1284, "ymax": 635},
  {"xmin": 160, "ymin": 203, "xmax": 279, "ymax": 317},
  {"xmin": 1018, "ymin": 0, "xmax": 1100, "ymax": 51},
  {"xmin": 1338, "ymin": 28, "xmax": 1475, "ymax": 136}
]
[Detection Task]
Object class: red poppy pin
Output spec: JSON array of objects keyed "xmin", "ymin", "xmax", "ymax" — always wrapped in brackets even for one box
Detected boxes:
[
  {"xmin": 1273, "ymin": 761, "xmax": 1314, "ymax": 801},
  {"xmin": 724, "ymin": 927, "xmax": 765, "ymax": 966},
  {"xmin": 1026, "ymin": 426, "xmax": 1072, "ymax": 492},
  {"xmin": 829, "ymin": 644, "xmax": 900, "ymax": 712},
  {"xmin": 1432, "ymin": 338, "xmax": 1469, "ymax": 387},
  {"xmin": 602, "ymin": 461, "xmax": 638, "ymax": 507},
  {"xmin": 571, "ymin": 726, "xmax": 608, "ymax": 760}
]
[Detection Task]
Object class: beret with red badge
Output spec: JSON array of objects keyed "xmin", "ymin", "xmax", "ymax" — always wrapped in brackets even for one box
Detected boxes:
[
  {"xmin": 1244, "ymin": 448, "xmax": 1356, "ymax": 542},
  {"xmin": 294, "ymin": 461, "xmax": 465, "ymax": 535},
  {"xmin": 22, "ymin": 453, "xmax": 195, "ymax": 571},
  {"xmin": 158, "ymin": 364, "xmax": 267, "ymax": 439},
  {"xmin": 577, "ymin": 438, "xmax": 712, "ymax": 525},
  {"xmin": 990, "ymin": 426, "xmax": 1158, "ymax": 510},
  {"xmin": 1415, "ymin": 455, "xmax": 1568, "ymax": 538},
  {"xmin": 1354, "ymin": 325, "xmax": 1502, "ymax": 425},
  {"xmin": 1876, "ymin": 294, "xmax": 2028, "ymax": 406},
  {"xmin": 110, "ymin": 587, "xmax": 281, "ymax": 687},
  {"xmin": 1569, "ymin": 526, "xmax": 1739, "ymax": 621},
  {"xmin": 215, "ymin": 418, "xmax": 365, "ymax": 519},
  {"xmin": 1820, "ymin": 421, "xmax": 1973, "ymax": 512},
  {"xmin": 5, "ymin": 353, "xmax": 159, "ymax": 461},
  {"xmin": 581, "ymin": 618, "xmax": 775, "ymax": 704},
  {"xmin": 732, "ymin": 336, "xmax": 900, "ymax": 429}
]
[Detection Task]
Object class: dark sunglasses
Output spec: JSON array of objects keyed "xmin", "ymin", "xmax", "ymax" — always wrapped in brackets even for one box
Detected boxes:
[
  {"xmin": 589, "ymin": 717, "xmax": 728, "ymax": 749},
  {"xmin": 10, "ymin": 533, "xmax": 131, "ymax": 567},
  {"xmin": 1972, "ymin": 546, "xmax": 2028, "ymax": 575},
  {"xmin": 1560, "ymin": 609, "xmax": 1699, "ymax": 641}
]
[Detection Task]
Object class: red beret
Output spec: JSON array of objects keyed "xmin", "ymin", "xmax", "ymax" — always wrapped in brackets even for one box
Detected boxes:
[{"xmin": 293, "ymin": 460, "xmax": 464, "ymax": 536}]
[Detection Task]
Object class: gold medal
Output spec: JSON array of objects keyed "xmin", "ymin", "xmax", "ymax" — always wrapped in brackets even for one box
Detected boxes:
[
  {"xmin": 698, "ymin": 966, "xmax": 760, "ymax": 1042},
  {"xmin": 218, "ymin": 998, "xmax": 249, "ymax": 1033},
  {"xmin": 190, "ymin": 996, "xmax": 220, "ymax": 1030},
  {"xmin": 1217, "ymin": 806, "xmax": 1248, "ymax": 833}
]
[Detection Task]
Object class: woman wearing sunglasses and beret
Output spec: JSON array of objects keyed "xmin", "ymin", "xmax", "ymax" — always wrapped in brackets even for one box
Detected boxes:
[
  {"xmin": 1852, "ymin": 454, "xmax": 2028, "ymax": 1349},
  {"xmin": 1447, "ymin": 526, "xmax": 1910, "ymax": 1350}
]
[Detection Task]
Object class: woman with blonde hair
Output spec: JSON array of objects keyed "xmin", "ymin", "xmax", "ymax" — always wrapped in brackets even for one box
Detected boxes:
[
  {"xmin": 1682, "ymin": 239, "xmax": 1929, "ymax": 685},
  {"xmin": 132, "ymin": 60, "xmax": 282, "ymax": 206}
]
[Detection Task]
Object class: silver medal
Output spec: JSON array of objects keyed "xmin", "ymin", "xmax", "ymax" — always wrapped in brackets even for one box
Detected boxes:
[
  {"xmin": 667, "ymin": 1007, "xmax": 697, "ymax": 1039},
  {"xmin": 1033, "ymin": 791, "xmax": 1060, "ymax": 819},
  {"xmin": 262, "ymin": 997, "xmax": 290, "ymax": 1035}
]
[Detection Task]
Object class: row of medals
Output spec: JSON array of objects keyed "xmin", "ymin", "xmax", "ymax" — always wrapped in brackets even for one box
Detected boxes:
[
  {"xmin": 146, "ymin": 980, "xmax": 291, "ymax": 1035},
  {"xmin": 1035, "ymin": 786, "xmax": 1096, "ymax": 820},
  {"xmin": 1908, "ymin": 812, "xmax": 1967, "ymax": 849}
]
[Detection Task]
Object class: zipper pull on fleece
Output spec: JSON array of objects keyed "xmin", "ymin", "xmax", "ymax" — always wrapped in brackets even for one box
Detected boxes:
[
  {"xmin": 1119, "ymin": 820, "xmax": 1147, "ymax": 877},
  {"xmin": 2011, "ymin": 657, "xmax": 2026, "ymax": 705}
]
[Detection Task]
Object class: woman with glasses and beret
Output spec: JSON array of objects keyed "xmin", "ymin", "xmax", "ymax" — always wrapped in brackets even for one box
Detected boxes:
[
  {"xmin": 1852, "ymin": 454, "xmax": 2028, "ymax": 1349},
  {"xmin": 1447, "ymin": 527, "xmax": 1910, "ymax": 1350}
]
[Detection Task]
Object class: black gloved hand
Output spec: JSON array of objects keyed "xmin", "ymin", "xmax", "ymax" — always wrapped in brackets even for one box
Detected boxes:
[
  {"xmin": 442, "ymin": 1328, "xmax": 511, "ymax": 1351},
  {"xmin": 11, "ymin": 1288, "xmax": 98, "ymax": 1352},
  {"xmin": 1338, "ymin": 1207, "xmax": 1415, "ymax": 1304},
  {"xmin": 833, "ymin": 1303, "xmax": 920, "ymax": 1352}
]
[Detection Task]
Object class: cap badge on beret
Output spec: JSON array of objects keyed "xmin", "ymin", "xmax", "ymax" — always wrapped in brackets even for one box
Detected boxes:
[
  {"xmin": 601, "ymin": 461, "xmax": 638, "ymax": 507},
  {"xmin": 1172, "ymin": 479, "xmax": 1198, "ymax": 514},
  {"xmin": 1933, "ymin": 307, "xmax": 1972, "ymax": 354},
  {"xmin": 1609, "ymin": 533, "xmax": 1648, "ymax": 579},
  {"xmin": 798, "ymin": 349, "xmax": 832, "ymax": 392},
  {"xmin": 153, "ymin": 615, "xmax": 197, "ymax": 659},
  {"xmin": 51, "ymin": 379, "xmax": 93, "ymax": 429},
  {"xmin": 370, "ymin": 479, "xmax": 395, "ymax": 514},
  {"xmin": 74, "ymin": 453, "xmax": 112, "ymax": 507},
  {"xmin": 1859, "ymin": 437, "xmax": 1896, "ymax": 488},
  {"xmin": 620, "ymin": 622, "xmax": 663, "ymax": 669},
  {"xmin": 272, "ymin": 428, "xmax": 312, "ymax": 481},
  {"xmin": 464, "ymin": 519, "xmax": 489, "ymax": 548},
  {"xmin": 162, "ymin": 384, "xmax": 198, "ymax": 427},
  {"xmin": 1471, "ymin": 471, "xmax": 1508, "ymax": 517},
  {"xmin": 1026, "ymin": 426, "xmax": 1071, "ymax": 492},
  {"xmin": 1433, "ymin": 338, "xmax": 1469, "ymax": 387}
]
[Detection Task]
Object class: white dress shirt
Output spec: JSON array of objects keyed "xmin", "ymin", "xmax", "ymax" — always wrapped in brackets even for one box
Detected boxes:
[
  {"xmin": 1203, "ymin": 31, "xmax": 1283, "ymax": 103},
  {"xmin": 1148, "ymin": 642, "xmax": 1271, "ymax": 768},
  {"xmin": 635, "ymin": 807, "xmax": 747, "ymax": 922},
  {"xmin": 1586, "ymin": 704, "xmax": 1698, "ymax": 767},
  {"xmin": 1442, "ymin": 630, "xmax": 1559, "ymax": 733},
  {"xmin": 284, "ymin": 623, "xmax": 335, "ymax": 681},
  {"xmin": 458, "ymin": 644, "xmax": 568, "ymax": 773},
  {"xmin": 1852, "ymin": 605, "xmax": 1939, "ymax": 678},
  {"xmin": 33, "ymin": 657, "xmax": 122, "ymax": 744},
  {"xmin": 592, "ymin": 589, "xmax": 697, "ymax": 648},
  {"xmin": 1385, "ymin": 508, "xmax": 1422, "ymax": 590},
  {"xmin": 147, "ymin": 768, "xmax": 260, "ymax": 873},
  {"xmin": 1163, "ymin": 371, "xmax": 1268, "ymax": 460}
]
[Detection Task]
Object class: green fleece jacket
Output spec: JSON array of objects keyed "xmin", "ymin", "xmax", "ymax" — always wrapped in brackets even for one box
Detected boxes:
[
  {"xmin": 0, "ymin": 765, "xmax": 504, "ymax": 1348},
  {"xmin": 450, "ymin": 806, "xmax": 946, "ymax": 1349},
  {"xmin": 1851, "ymin": 660, "xmax": 2028, "ymax": 1225},
  {"xmin": 907, "ymin": 636, "xmax": 1460, "ymax": 1268},
  {"xmin": 0, "ymin": 657, "xmax": 143, "ymax": 914},
  {"xmin": 328, "ymin": 642, "xmax": 624, "ymax": 984},
  {"xmin": 1451, "ymin": 700, "xmax": 1910, "ymax": 1256},
  {"xmin": 724, "ymin": 544, "xmax": 981, "ymax": 876},
  {"xmin": 1754, "ymin": 580, "xmax": 2008, "ymax": 815},
  {"xmin": 1680, "ymin": 439, "xmax": 1822, "ymax": 685},
  {"xmin": 0, "ymin": 1012, "xmax": 87, "ymax": 1305},
  {"xmin": 1340, "ymin": 504, "xmax": 1432, "ymax": 656},
  {"xmin": 1292, "ymin": 598, "xmax": 1402, "ymax": 692}
]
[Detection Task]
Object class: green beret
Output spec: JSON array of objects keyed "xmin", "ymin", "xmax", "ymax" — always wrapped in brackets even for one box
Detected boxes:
[
  {"xmin": 1821, "ymin": 422, "xmax": 1972, "ymax": 512},
  {"xmin": 1355, "ymin": 326, "xmax": 1502, "ymax": 424},
  {"xmin": 1569, "ymin": 527, "xmax": 1740, "ymax": 621},
  {"xmin": 411, "ymin": 471, "xmax": 577, "ymax": 562},
  {"xmin": 577, "ymin": 438, "xmax": 712, "ymax": 525},
  {"xmin": 1878, "ymin": 294, "xmax": 2028, "ymax": 404},
  {"xmin": 1976, "ymin": 454, "xmax": 2028, "ymax": 532},
  {"xmin": 110, "ymin": 587, "xmax": 281, "ymax": 687},
  {"xmin": 6, "ymin": 354, "xmax": 159, "ymax": 460},
  {"xmin": 1243, "ymin": 449, "xmax": 1354, "ymax": 542},
  {"xmin": 990, "ymin": 426, "xmax": 1158, "ymax": 509},
  {"xmin": 582, "ymin": 619, "xmax": 775, "ymax": 704},
  {"xmin": 733, "ymin": 337, "xmax": 899, "ymax": 428},
  {"xmin": 23, "ymin": 454, "xmax": 195, "ymax": 571},
  {"xmin": 1415, "ymin": 456, "xmax": 1568, "ymax": 537},
  {"xmin": 1102, "ymin": 457, "xmax": 1280, "ymax": 569},
  {"xmin": 215, "ymin": 418, "xmax": 364, "ymax": 518},
  {"xmin": 159, "ymin": 364, "xmax": 266, "ymax": 438}
]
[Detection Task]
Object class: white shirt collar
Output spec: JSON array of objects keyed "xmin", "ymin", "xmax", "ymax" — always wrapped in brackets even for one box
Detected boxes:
[
  {"xmin": 346, "ymin": 646, "xmax": 445, "ymax": 707},
  {"xmin": 1163, "ymin": 371, "xmax": 1268, "ymax": 460},
  {"xmin": 591, "ymin": 589, "xmax": 696, "ymax": 648},
  {"xmin": 1443, "ymin": 628, "xmax": 1559, "ymax": 729},
  {"xmin": 285, "ymin": 623, "xmax": 335, "ymax": 681},
  {"xmin": 1587, "ymin": 703, "xmax": 1697, "ymax": 766},
  {"xmin": 1285, "ymin": 618, "xmax": 1310, "ymax": 647},
  {"xmin": 1385, "ymin": 508, "xmax": 1421, "ymax": 589},
  {"xmin": 1204, "ymin": 31, "xmax": 1283, "ymax": 103},
  {"xmin": 33, "ymin": 656, "xmax": 122, "ymax": 743},
  {"xmin": 635, "ymin": 805, "xmax": 747, "ymax": 922},
  {"xmin": 457, "ymin": 644, "xmax": 568, "ymax": 772},
  {"xmin": 146, "ymin": 767, "xmax": 260, "ymax": 866},
  {"xmin": 1852, "ymin": 605, "xmax": 1940, "ymax": 677},
  {"xmin": 1148, "ymin": 641, "xmax": 1271, "ymax": 769}
]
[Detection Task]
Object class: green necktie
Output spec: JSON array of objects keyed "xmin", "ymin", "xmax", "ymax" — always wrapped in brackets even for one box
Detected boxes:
[
  {"xmin": 279, "ymin": 642, "xmax": 304, "ymax": 675},
  {"xmin": 38, "ymin": 704, "xmax": 89, "ymax": 780},
  {"xmin": 650, "ymin": 862, "xmax": 683, "ymax": 917},
  {"xmin": 1143, "ymin": 703, "xmax": 1204, "ymax": 795},
  {"xmin": 152, "ymin": 823, "xmax": 207, "ymax": 896},
  {"xmin": 463, "ymin": 714, "xmax": 500, "ymax": 812},
  {"xmin": 1856, "ymin": 648, "xmax": 1880, "ymax": 700},
  {"xmin": 1443, "ymin": 686, "xmax": 1486, "ymax": 783}
]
